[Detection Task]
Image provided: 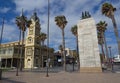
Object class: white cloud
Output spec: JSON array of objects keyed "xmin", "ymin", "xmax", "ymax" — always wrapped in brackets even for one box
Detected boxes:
[
  {"xmin": 14, "ymin": 0, "xmax": 50, "ymax": 13},
  {"xmin": 0, "ymin": 7, "xmax": 10, "ymax": 13}
]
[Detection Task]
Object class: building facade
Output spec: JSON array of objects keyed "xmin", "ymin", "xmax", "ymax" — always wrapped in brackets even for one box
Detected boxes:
[
  {"xmin": 0, "ymin": 41, "xmax": 24, "ymax": 67},
  {"xmin": 0, "ymin": 12, "xmax": 54, "ymax": 69}
]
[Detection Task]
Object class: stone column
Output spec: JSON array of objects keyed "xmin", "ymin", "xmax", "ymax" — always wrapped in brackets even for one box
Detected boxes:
[
  {"xmin": 77, "ymin": 18, "xmax": 102, "ymax": 72},
  {"xmin": 11, "ymin": 58, "xmax": 13, "ymax": 68},
  {"xmin": 5, "ymin": 58, "xmax": 7, "ymax": 68}
]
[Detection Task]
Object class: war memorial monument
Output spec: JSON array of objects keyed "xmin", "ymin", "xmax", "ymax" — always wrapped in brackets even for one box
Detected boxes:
[{"xmin": 77, "ymin": 12, "xmax": 102, "ymax": 72}]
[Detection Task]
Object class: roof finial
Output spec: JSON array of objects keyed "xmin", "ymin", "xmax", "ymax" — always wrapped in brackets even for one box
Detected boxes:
[
  {"xmin": 34, "ymin": 8, "xmax": 37, "ymax": 15},
  {"xmin": 30, "ymin": 8, "xmax": 39, "ymax": 22},
  {"xmin": 21, "ymin": 8, "xmax": 23, "ymax": 16}
]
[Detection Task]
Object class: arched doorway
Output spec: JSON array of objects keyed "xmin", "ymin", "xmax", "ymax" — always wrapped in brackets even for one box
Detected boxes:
[{"xmin": 27, "ymin": 59, "xmax": 31, "ymax": 68}]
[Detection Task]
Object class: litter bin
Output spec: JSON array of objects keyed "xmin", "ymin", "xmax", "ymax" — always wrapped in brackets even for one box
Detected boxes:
[{"xmin": 0, "ymin": 69, "xmax": 2, "ymax": 80}]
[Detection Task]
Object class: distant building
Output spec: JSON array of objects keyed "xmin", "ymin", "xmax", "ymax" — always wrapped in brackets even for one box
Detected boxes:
[
  {"xmin": 53, "ymin": 52, "xmax": 62, "ymax": 66},
  {"xmin": 57, "ymin": 48, "xmax": 76, "ymax": 57},
  {"xmin": 56, "ymin": 48, "xmax": 77, "ymax": 64}
]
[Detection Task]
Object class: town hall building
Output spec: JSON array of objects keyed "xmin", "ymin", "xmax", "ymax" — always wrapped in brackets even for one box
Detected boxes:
[{"xmin": 0, "ymin": 12, "xmax": 54, "ymax": 69}]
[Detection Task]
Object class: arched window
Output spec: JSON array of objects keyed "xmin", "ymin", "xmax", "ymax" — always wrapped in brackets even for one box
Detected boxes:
[{"xmin": 29, "ymin": 29, "xmax": 33, "ymax": 35}]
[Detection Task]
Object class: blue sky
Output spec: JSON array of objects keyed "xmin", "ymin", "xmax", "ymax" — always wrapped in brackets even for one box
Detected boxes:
[{"xmin": 0, "ymin": 0, "xmax": 120, "ymax": 56}]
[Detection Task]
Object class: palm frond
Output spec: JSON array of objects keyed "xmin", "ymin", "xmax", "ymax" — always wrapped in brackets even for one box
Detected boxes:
[
  {"xmin": 55, "ymin": 15, "xmax": 67, "ymax": 29},
  {"xmin": 101, "ymin": 2, "xmax": 116, "ymax": 17},
  {"xmin": 71, "ymin": 25, "xmax": 77, "ymax": 36}
]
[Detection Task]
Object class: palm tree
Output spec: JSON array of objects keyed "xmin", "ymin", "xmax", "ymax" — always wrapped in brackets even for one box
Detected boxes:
[
  {"xmin": 71, "ymin": 25, "xmax": 80, "ymax": 70},
  {"xmin": 102, "ymin": 2, "xmax": 120, "ymax": 55},
  {"xmin": 39, "ymin": 32, "xmax": 47, "ymax": 68},
  {"xmin": 55, "ymin": 15, "xmax": 67, "ymax": 71},
  {"xmin": 96, "ymin": 21, "xmax": 108, "ymax": 62},
  {"xmin": 40, "ymin": 32, "xmax": 47, "ymax": 46},
  {"xmin": 16, "ymin": 10, "xmax": 27, "ymax": 71}
]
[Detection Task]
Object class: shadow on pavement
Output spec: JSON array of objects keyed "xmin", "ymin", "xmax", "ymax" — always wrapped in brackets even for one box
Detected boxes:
[{"xmin": 0, "ymin": 78, "xmax": 26, "ymax": 83}]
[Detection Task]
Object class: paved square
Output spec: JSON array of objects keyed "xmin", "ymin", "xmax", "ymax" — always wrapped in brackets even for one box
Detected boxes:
[{"xmin": 1, "ymin": 71, "xmax": 120, "ymax": 83}]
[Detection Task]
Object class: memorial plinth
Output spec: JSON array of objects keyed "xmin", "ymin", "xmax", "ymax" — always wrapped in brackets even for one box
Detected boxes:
[{"xmin": 77, "ymin": 18, "xmax": 102, "ymax": 72}]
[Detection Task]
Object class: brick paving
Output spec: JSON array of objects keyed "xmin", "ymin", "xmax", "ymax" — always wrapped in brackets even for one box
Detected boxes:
[{"xmin": 0, "ymin": 70, "xmax": 120, "ymax": 83}]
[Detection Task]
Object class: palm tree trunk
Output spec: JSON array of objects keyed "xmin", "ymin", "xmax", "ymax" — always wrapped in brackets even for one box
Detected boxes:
[
  {"xmin": 103, "ymin": 33, "xmax": 109, "ymax": 60},
  {"xmin": 101, "ymin": 44, "xmax": 105, "ymax": 63},
  {"xmin": 20, "ymin": 31, "xmax": 24, "ymax": 71},
  {"xmin": 101, "ymin": 32, "xmax": 107, "ymax": 62},
  {"xmin": 76, "ymin": 35, "xmax": 80, "ymax": 70},
  {"xmin": 62, "ymin": 29, "xmax": 66, "ymax": 71},
  {"xmin": 111, "ymin": 15, "xmax": 120, "ymax": 55},
  {"xmin": 16, "ymin": 29, "xmax": 21, "ymax": 76}
]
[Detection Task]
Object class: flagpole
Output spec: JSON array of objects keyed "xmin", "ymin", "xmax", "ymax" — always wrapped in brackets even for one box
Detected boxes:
[{"xmin": 46, "ymin": 0, "xmax": 50, "ymax": 77}]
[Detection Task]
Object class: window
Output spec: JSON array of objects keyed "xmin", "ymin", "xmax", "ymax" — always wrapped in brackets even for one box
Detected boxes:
[
  {"xmin": 8, "ymin": 48, "xmax": 13, "ymax": 54},
  {"xmin": 3, "ymin": 49, "xmax": 6, "ymax": 54},
  {"xmin": 0, "ymin": 49, "xmax": 6, "ymax": 54},
  {"xmin": 35, "ymin": 48, "xmax": 39, "ymax": 55},
  {"xmin": 29, "ymin": 29, "xmax": 33, "ymax": 35}
]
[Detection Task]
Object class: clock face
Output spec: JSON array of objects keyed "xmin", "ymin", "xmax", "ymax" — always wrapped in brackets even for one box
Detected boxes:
[
  {"xmin": 26, "ymin": 48, "xmax": 33, "ymax": 55},
  {"xmin": 27, "ymin": 37, "xmax": 33, "ymax": 44}
]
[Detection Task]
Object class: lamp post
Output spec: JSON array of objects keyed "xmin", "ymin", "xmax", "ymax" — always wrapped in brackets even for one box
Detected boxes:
[
  {"xmin": 0, "ymin": 18, "xmax": 4, "ymax": 67},
  {"xmin": 46, "ymin": 0, "xmax": 50, "ymax": 77},
  {"xmin": 108, "ymin": 46, "xmax": 114, "ymax": 72},
  {"xmin": 0, "ymin": 17, "xmax": 4, "ymax": 46},
  {"xmin": 0, "ymin": 17, "xmax": 4, "ymax": 80}
]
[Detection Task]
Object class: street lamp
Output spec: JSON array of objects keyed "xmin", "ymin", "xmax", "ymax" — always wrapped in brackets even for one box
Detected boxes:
[
  {"xmin": 108, "ymin": 46, "xmax": 114, "ymax": 72},
  {"xmin": 46, "ymin": 0, "xmax": 50, "ymax": 77},
  {"xmin": 0, "ymin": 17, "xmax": 4, "ymax": 80}
]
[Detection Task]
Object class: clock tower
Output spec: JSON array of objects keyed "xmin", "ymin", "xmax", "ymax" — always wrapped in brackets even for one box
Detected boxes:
[{"xmin": 24, "ymin": 12, "xmax": 41, "ymax": 68}]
